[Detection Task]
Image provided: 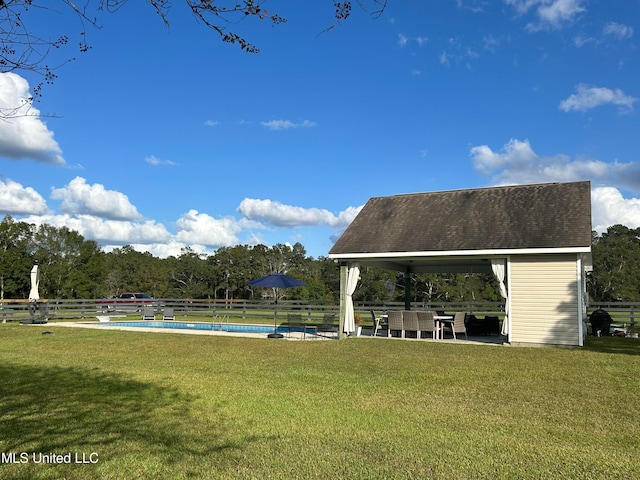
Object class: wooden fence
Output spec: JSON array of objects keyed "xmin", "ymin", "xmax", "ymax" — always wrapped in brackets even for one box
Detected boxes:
[
  {"xmin": 0, "ymin": 298, "xmax": 341, "ymax": 324},
  {"xmin": 1, "ymin": 298, "xmax": 637, "ymax": 327}
]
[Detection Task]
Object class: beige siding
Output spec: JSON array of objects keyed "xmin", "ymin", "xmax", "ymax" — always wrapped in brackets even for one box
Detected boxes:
[{"xmin": 510, "ymin": 254, "xmax": 580, "ymax": 346}]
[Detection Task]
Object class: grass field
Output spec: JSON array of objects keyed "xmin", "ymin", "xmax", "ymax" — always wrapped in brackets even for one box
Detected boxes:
[{"xmin": 1, "ymin": 322, "xmax": 639, "ymax": 479}]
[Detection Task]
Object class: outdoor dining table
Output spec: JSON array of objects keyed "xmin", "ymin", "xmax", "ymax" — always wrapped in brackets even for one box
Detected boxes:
[{"xmin": 434, "ymin": 315, "xmax": 453, "ymax": 340}]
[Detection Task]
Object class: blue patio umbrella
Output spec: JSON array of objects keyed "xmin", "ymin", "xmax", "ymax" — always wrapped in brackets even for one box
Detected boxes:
[{"xmin": 248, "ymin": 273, "xmax": 306, "ymax": 338}]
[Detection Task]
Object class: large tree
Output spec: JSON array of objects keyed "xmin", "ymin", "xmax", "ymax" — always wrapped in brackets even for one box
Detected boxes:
[
  {"xmin": 32, "ymin": 224, "xmax": 104, "ymax": 298},
  {"xmin": 102, "ymin": 245, "xmax": 168, "ymax": 297},
  {"xmin": 166, "ymin": 247, "xmax": 212, "ymax": 298},
  {"xmin": 0, "ymin": 215, "xmax": 35, "ymax": 299},
  {"xmin": 589, "ymin": 225, "xmax": 640, "ymax": 302}
]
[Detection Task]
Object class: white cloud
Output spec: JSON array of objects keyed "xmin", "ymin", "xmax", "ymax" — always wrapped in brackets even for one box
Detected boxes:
[
  {"xmin": 466, "ymin": 46, "xmax": 480, "ymax": 59},
  {"xmin": 50, "ymin": 177, "xmax": 143, "ymax": 221},
  {"xmin": 559, "ymin": 84, "xmax": 637, "ymax": 113},
  {"xmin": 573, "ymin": 34, "xmax": 595, "ymax": 47},
  {"xmin": 470, "ymin": 138, "xmax": 539, "ymax": 176},
  {"xmin": 574, "ymin": 22, "xmax": 633, "ymax": 48},
  {"xmin": 591, "ymin": 187, "xmax": 640, "ymax": 234},
  {"xmin": 21, "ymin": 213, "xmax": 172, "ymax": 245},
  {"xmin": 483, "ymin": 34, "xmax": 500, "ymax": 52},
  {"xmin": 469, "ymin": 138, "xmax": 640, "ymax": 190},
  {"xmin": 470, "ymin": 138, "xmax": 640, "ymax": 235},
  {"xmin": 119, "ymin": 241, "xmax": 212, "ymax": 259},
  {"xmin": 536, "ymin": 0, "xmax": 585, "ymax": 28},
  {"xmin": 505, "ymin": 0, "xmax": 586, "ymax": 30},
  {"xmin": 456, "ymin": 0, "xmax": 487, "ymax": 13},
  {"xmin": 603, "ymin": 22, "xmax": 633, "ymax": 40},
  {"xmin": 174, "ymin": 209, "xmax": 243, "ymax": 248},
  {"xmin": 19, "ymin": 206, "xmax": 235, "ymax": 256},
  {"xmin": 0, "ymin": 73, "xmax": 65, "ymax": 165},
  {"xmin": 145, "ymin": 155, "xmax": 178, "ymax": 166},
  {"xmin": 398, "ymin": 34, "xmax": 427, "ymax": 48},
  {"xmin": 334, "ymin": 205, "xmax": 363, "ymax": 227},
  {"xmin": 0, "ymin": 178, "xmax": 49, "ymax": 215},
  {"xmin": 439, "ymin": 37, "xmax": 480, "ymax": 67},
  {"xmin": 237, "ymin": 198, "xmax": 362, "ymax": 228},
  {"xmin": 203, "ymin": 120, "xmax": 220, "ymax": 127},
  {"xmin": 3, "ymin": 176, "xmax": 358, "ymax": 258},
  {"xmin": 260, "ymin": 119, "xmax": 317, "ymax": 130}
]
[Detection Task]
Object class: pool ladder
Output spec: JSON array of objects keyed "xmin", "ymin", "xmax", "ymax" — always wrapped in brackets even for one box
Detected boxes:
[{"xmin": 212, "ymin": 314, "xmax": 228, "ymax": 330}]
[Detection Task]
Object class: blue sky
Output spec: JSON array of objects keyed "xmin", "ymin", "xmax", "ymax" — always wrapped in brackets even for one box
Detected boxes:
[{"xmin": 0, "ymin": 0, "xmax": 638, "ymax": 258}]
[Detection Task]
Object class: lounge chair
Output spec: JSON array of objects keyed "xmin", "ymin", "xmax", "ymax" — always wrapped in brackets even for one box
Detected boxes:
[
  {"xmin": 142, "ymin": 306, "xmax": 155, "ymax": 321},
  {"xmin": 287, "ymin": 313, "xmax": 305, "ymax": 339},
  {"xmin": 162, "ymin": 307, "xmax": 175, "ymax": 321},
  {"xmin": 317, "ymin": 313, "xmax": 338, "ymax": 338}
]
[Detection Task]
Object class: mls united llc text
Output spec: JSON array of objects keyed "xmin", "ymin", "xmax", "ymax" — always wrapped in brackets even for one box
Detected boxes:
[{"xmin": 1, "ymin": 452, "xmax": 99, "ymax": 464}]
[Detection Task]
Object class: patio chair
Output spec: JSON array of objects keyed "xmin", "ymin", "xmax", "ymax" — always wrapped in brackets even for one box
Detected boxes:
[
  {"xmin": 162, "ymin": 307, "xmax": 175, "ymax": 321},
  {"xmin": 484, "ymin": 316, "xmax": 501, "ymax": 335},
  {"xmin": 142, "ymin": 306, "xmax": 155, "ymax": 321},
  {"xmin": 317, "ymin": 313, "xmax": 338, "ymax": 338},
  {"xmin": 417, "ymin": 310, "xmax": 438, "ymax": 339},
  {"xmin": 463, "ymin": 313, "xmax": 482, "ymax": 335},
  {"xmin": 387, "ymin": 310, "xmax": 404, "ymax": 338},
  {"xmin": 402, "ymin": 310, "xmax": 419, "ymax": 338},
  {"xmin": 370, "ymin": 310, "xmax": 386, "ymax": 337},
  {"xmin": 287, "ymin": 313, "xmax": 305, "ymax": 339},
  {"xmin": 441, "ymin": 312, "xmax": 467, "ymax": 340}
]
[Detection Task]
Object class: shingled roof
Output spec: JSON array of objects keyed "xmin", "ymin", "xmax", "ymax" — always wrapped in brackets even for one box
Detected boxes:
[{"xmin": 330, "ymin": 181, "xmax": 592, "ymax": 256}]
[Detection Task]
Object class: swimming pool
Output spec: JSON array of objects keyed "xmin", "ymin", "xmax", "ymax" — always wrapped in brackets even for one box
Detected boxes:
[{"xmin": 90, "ymin": 320, "xmax": 312, "ymax": 335}]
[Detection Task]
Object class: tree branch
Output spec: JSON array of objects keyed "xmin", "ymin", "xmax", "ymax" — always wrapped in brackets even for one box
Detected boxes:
[{"xmin": 1, "ymin": 0, "xmax": 388, "ymax": 118}]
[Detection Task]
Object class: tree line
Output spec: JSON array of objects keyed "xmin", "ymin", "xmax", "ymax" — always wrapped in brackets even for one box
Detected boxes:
[{"xmin": 1, "ymin": 215, "xmax": 637, "ymax": 304}]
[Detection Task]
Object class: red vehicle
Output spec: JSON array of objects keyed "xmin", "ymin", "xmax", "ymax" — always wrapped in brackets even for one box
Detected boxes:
[{"xmin": 96, "ymin": 293, "xmax": 155, "ymax": 313}]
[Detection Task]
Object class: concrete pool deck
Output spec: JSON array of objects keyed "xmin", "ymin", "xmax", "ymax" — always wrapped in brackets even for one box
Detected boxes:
[
  {"xmin": 40, "ymin": 321, "xmax": 337, "ymax": 340},
  {"xmin": 23, "ymin": 321, "xmax": 505, "ymax": 344}
]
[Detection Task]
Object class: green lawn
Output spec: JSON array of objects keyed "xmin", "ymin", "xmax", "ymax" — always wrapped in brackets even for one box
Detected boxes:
[{"xmin": 1, "ymin": 323, "xmax": 639, "ymax": 479}]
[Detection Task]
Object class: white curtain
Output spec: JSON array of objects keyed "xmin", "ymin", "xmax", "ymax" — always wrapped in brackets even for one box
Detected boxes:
[
  {"xmin": 491, "ymin": 259, "xmax": 509, "ymax": 336},
  {"xmin": 344, "ymin": 263, "xmax": 360, "ymax": 334},
  {"xmin": 29, "ymin": 264, "xmax": 40, "ymax": 301}
]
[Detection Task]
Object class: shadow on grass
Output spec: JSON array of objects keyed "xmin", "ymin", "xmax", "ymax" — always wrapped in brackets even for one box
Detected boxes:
[
  {"xmin": 0, "ymin": 362, "xmax": 255, "ymax": 474},
  {"xmin": 582, "ymin": 336, "xmax": 640, "ymax": 356}
]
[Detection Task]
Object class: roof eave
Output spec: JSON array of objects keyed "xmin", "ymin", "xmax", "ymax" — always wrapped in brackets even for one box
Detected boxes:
[{"xmin": 329, "ymin": 246, "xmax": 592, "ymax": 260}]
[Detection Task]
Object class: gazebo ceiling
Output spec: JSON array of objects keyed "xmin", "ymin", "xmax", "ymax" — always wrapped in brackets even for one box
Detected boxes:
[{"xmin": 342, "ymin": 254, "xmax": 494, "ymax": 274}]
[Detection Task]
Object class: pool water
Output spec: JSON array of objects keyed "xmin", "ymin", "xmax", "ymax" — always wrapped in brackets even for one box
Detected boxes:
[{"xmin": 92, "ymin": 321, "xmax": 311, "ymax": 335}]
